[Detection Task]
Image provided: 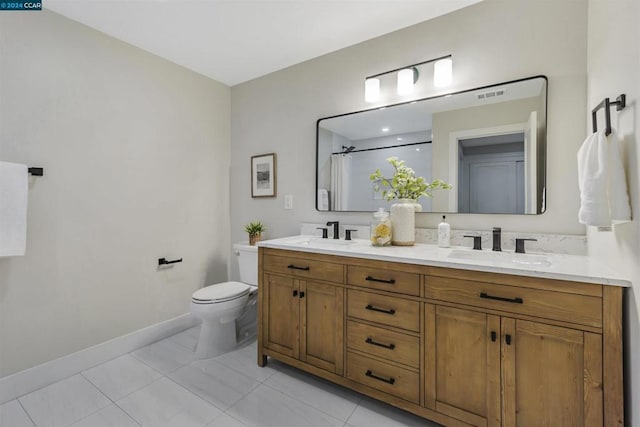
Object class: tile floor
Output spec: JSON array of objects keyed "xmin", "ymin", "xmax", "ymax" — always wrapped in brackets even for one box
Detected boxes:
[{"xmin": 0, "ymin": 325, "xmax": 440, "ymax": 427}]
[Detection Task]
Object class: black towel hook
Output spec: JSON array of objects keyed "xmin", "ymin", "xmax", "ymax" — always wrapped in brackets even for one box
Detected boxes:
[{"xmin": 592, "ymin": 94, "xmax": 626, "ymax": 136}]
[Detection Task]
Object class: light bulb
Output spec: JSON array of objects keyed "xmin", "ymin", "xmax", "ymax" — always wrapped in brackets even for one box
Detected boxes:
[
  {"xmin": 397, "ymin": 68, "xmax": 415, "ymax": 95},
  {"xmin": 434, "ymin": 58, "xmax": 453, "ymax": 87},
  {"xmin": 365, "ymin": 78, "xmax": 380, "ymax": 103}
]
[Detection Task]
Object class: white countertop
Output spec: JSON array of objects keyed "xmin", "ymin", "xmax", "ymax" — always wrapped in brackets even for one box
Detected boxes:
[{"xmin": 258, "ymin": 235, "xmax": 631, "ymax": 287}]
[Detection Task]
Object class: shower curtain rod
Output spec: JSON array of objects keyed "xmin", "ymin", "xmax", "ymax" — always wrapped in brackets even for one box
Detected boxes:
[{"xmin": 332, "ymin": 140, "xmax": 431, "ymax": 155}]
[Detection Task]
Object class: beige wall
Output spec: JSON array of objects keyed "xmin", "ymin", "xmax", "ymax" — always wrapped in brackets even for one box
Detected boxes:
[
  {"xmin": 587, "ymin": 1, "xmax": 640, "ymax": 425},
  {"xmin": 430, "ymin": 96, "xmax": 541, "ymax": 211},
  {"xmin": 230, "ymin": 0, "xmax": 587, "ymax": 264},
  {"xmin": 0, "ymin": 11, "xmax": 231, "ymax": 377}
]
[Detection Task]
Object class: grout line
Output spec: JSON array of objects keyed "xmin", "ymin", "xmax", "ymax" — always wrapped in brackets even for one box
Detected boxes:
[{"xmin": 16, "ymin": 399, "xmax": 37, "ymax": 427}]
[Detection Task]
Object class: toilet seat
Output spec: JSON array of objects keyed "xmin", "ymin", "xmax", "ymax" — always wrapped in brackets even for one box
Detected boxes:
[{"xmin": 192, "ymin": 281, "xmax": 251, "ymax": 304}]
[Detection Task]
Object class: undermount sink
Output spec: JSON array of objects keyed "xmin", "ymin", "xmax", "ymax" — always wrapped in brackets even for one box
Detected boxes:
[{"xmin": 448, "ymin": 249, "xmax": 551, "ymax": 267}]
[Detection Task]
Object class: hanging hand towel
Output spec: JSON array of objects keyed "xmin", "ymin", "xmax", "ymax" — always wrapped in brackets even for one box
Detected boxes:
[
  {"xmin": 0, "ymin": 161, "xmax": 28, "ymax": 256},
  {"xmin": 577, "ymin": 130, "xmax": 631, "ymax": 226}
]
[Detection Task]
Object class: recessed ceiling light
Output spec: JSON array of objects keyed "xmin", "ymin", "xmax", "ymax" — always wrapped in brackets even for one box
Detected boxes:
[
  {"xmin": 382, "ymin": 127, "xmax": 389, "ymax": 132},
  {"xmin": 397, "ymin": 137, "xmax": 403, "ymax": 141},
  {"xmin": 416, "ymin": 148, "xmax": 420, "ymax": 151}
]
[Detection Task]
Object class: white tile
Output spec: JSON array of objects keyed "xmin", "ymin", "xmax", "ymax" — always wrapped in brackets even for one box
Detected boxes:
[
  {"xmin": 205, "ymin": 414, "xmax": 246, "ymax": 427},
  {"xmin": 263, "ymin": 365, "xmax": 360, "ymax": 421},
  {"xmin": 169, "ymin": 326, "xmax": 201, "ymax": 351},
  {"xmin": 226, "ymin": 384, "xmax": 343, "ymax": 427},
  {"xmin": 347, "ymin": 397, "xmax": 441, "ymax": 427},
  {"xmin": 82, "ymin": 354, "xmax": 162, "ymax": 401},
  {"xmin": 0, "ymin": 400, "xmax": 34, "ymax": 427},
  {"xmin": 117, "ymin": 377, "xmax": 221, "ymax": 427},
  {"xmin": 18, "ymin": 374, "xmax": 110, "ymax": 427},
  {"xmin": 169, "ymin": 359, "xmax": 259, "ymax": 410},
  {"xmin": 214, "ymin": 341, "xmax": 276, "ymax": 383},
  {"xmin": 131, "ymin": 338, "xmax": 194, "ymax": 374},
  {"xmin": 69, "ymin": 405, "xmax": 139, "ymax": 427}
]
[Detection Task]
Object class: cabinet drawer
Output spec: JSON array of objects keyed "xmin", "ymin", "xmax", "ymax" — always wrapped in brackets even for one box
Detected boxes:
[
  {"xmin": 347, "ymin": 320, "xmax": 419, "ymax": 368},
  {"xmin": 263, "ymin": 254, "xmax": 344, "ymax": 283},
  {"xmin": 347, "ymin": 289, "xmax": 420, "ymax": 332},
  {"xmin": 426, "ymin": 276, "xmax": 603, "ymax": 328},
  {"xmin": 347, "ymin": 265, "xmax": 419, "ymax": 296},
  {"xmin": 347, "ymin": 352, "xmax": 419, "ymax": 404}
]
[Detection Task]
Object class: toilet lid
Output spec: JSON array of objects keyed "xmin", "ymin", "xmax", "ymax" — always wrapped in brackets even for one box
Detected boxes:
[{"xmin": 192, "ymin": 281, "xmax": 251, "ymax": 303}]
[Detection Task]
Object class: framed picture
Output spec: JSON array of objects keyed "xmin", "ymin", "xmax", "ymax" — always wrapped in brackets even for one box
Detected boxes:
[{"xmin": 251, "ymin": 153, "xmax": 277, "ymax": 198}]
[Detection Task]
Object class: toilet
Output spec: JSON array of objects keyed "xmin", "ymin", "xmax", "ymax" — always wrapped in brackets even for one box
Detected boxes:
[{"xmin": 190, "ymin": 242, "xmax": 258, "ymax": 359}]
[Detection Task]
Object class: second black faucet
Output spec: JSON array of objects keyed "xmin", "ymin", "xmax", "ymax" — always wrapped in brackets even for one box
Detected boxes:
[
  {"xmin": 326, "ymin": 221, "xmax": 340, "ymax": 239},
  {"xmin": 492, "ymin": 227, "xmax": 501, "ymax": 251}
]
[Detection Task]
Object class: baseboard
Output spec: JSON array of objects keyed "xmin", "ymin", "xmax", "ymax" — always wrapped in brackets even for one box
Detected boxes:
[{"xmin": 0, "ymin": 313, "xmax": 197, "ymax": 404}]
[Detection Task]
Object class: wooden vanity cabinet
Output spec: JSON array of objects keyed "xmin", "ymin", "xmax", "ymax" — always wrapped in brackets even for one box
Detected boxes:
[
  {"xmin": 424, "ymin": 267, "xmax": 622, "ymax": 427},
  {"xmin": 260, "ymin": 249, "xmax": 344, "ymax": 375},
  {"xmin": 258, "ymin": 247, "xmax": 624, "ymax": 427}
]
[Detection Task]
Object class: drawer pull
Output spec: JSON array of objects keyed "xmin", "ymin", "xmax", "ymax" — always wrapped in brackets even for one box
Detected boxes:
[
  {"xmin": 292, "ymin": 290, "xmax": 298, "ymax": 297},
  {"xmin": 287, "ymin": 264, "xmax": 310, "ymax": 271},
  {"xmin": 365, "ymin": 275, "xmax": 396, "ymax": 284},
  {"xmin": 491, "ymin": 331, "xmax": 497, "ymax": 342},
  {"xmin": 365, "ymin": 304, "xmax": 396, "ymax": 315},
  {"xmin": 365, "ymin": 337, "xmax": 396, "ymax": 350},
  {"xmin": 365, "ymin": 370, "xmax": 396, "ymax": 385},
  {"xmin": 480, "ymin": 292, "xmax": 523, "ymax": 304},
  {"xmin": 505, "ymin": 334, "xmax": 512, "ymax": 345}
]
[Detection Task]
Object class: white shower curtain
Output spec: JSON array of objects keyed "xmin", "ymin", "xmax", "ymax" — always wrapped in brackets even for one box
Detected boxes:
[{"xmin": 330, "ymin": 154, "xmax": 351, "ymax": 210}]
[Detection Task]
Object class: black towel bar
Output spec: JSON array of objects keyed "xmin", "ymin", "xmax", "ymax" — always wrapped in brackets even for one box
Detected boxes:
[
  {"xmin": 28, "ymin": 167, "xmax": 44, "ymax": 176},
  {"xmin": 592, "ymin": 94, "xmax": 626, "ymax": 136}
]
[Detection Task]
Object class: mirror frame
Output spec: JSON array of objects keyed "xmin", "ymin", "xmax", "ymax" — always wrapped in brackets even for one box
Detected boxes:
[{"xmin": 315, "ymin": 75, "xmax": 548, "ymax": 214}]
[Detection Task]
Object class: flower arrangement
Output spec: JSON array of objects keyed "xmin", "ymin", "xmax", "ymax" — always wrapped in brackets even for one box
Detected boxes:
[
  {"xmin": 245, "ymin": 221, "xmax": 266, "ymax": 245},
  {"xmin": 370, "ymin": 157, "xmax": 452, "ymax": 201}
]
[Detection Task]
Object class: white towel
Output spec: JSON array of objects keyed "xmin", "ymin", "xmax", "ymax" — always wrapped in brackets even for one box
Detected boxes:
[
  {"xmin": 317, "ymin": 188, "xmax": 329, "ymax": 211},
  {"xmin": 577, "ymin": 130, "xmax": 631, "ymax": 227},
  {"xmin": 0, "ymin": 161, "xmax": 28, "ymax": 256}
]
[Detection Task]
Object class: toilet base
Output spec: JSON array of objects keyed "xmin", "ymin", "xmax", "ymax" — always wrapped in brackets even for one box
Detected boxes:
[
  {"xmin": 193, "ymin": 299, "xmax": 257, "ymax": 359},
  {"xmin": 195, "ymin": 320, "xmax": 236, "ymax": 359}
]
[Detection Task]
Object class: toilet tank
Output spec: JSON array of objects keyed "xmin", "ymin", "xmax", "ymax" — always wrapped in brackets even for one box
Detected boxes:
[{"xmin": 233, "ymin": 243, "xmax": 258, "ymax": 286}]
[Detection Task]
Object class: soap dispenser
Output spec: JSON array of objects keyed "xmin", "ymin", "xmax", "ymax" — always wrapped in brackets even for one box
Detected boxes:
[
  {"xmin": 371, "ymin": 208, "xmax": 392, "ymax": 246},
  {"xmin": 438, "ymin": 215, "xmax": 451, "ymax": 248}
]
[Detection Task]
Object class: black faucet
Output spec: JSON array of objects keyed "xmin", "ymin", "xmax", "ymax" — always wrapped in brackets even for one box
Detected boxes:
[
  {"xmin": 326, "ymin": 221, "xmax": 340, "ymax": 239},
  {"xmin": 492, "ymin": 227, "xmax": 502, "ymax": 252},
  {"xmin": 464, "ymin": 235, "xmax": 482, "ymax": 250},
  {"xmin": 515, "ymin": 238, "xmax": 537, "ymax": 254}
]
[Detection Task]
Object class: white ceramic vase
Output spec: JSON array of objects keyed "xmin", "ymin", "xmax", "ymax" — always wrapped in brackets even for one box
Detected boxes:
[{"xmin": 390, "ymin": 198, "xmax": 421, "ymax": 246}]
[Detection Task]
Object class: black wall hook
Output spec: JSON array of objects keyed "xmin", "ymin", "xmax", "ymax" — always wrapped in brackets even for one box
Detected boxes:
[{"xmin": 158, "ymin": 257, "xmax": 183, "ymax": 266}]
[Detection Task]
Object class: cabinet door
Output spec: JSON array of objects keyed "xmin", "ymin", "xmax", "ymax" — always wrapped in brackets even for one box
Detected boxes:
[
  {"xmin": 502, "ymin": 318, "xmax": 603, "ymax": 426},
  {"xmin": 263, "ymin": 274, "xmax": 299, "ymax": 358},
  {"xmin": 425, "ymin": 304, "xmax": 501, "ymax": 427},
  {"xmin": 299, "ymin": 280, "xmax": 344, "ymax": 374}
]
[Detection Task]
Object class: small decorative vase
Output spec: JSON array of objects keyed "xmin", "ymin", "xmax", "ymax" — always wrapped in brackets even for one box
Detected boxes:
[
  {"xmin": 249, "ymin": 233, "xmax": 262, "ymax": 246},
  {"xmin": 390, "ymin": 199, "xmax": 421, "ymax": 246}
]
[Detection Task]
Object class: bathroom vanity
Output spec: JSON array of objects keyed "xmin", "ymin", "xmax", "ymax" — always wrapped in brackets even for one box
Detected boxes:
[{"xmin": 256, "ymin": 237, "xmax": 626, "ymax": 427}]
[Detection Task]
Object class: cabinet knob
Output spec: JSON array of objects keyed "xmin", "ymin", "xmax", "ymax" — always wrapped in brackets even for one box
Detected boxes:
[
  {"xmin": 505, "ymin": 334, "xmax": 512, "ymax": 345},
  {"xmin": 491, "ymin": 331, "xmax": 497, "ymax": 342}
]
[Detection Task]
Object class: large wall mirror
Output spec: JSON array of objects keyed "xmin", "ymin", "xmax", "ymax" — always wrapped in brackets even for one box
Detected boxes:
[{"xmin": 316, "ymin": 76, "xmax": 547, "ymax": 214}]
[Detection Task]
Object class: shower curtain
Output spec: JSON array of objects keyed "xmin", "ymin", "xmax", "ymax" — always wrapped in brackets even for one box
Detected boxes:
[{"xmin": 330, "ymin": 154, "xmax": 351, "ymax": 210}]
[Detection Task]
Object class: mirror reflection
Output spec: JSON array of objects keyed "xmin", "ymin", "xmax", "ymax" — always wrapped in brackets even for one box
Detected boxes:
[{"xmin": 316, "ymin": 76, "xmax": 547, "ymax": 214}]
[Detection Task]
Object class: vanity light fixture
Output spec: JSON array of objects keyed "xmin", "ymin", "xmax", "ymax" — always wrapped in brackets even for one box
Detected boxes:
[
  {"xmin": 365, "ymin": 78, "xmax": 380, "ymax": 102},
  {"xmin": 397, "ymin": 68, "xmax": 418, "ymax": 95},
  {"xmin": 364, "ymin": 54, "xmax": 453, "ymax": 102},
  {"xmin": 433, "ymin": 57, "xmax": 453, "ymax": 87}
]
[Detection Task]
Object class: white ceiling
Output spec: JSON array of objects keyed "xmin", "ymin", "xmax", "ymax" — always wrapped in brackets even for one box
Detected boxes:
[{"xmin": 45, "ymin": 0, "xmax": 481, "ymax": 86}]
